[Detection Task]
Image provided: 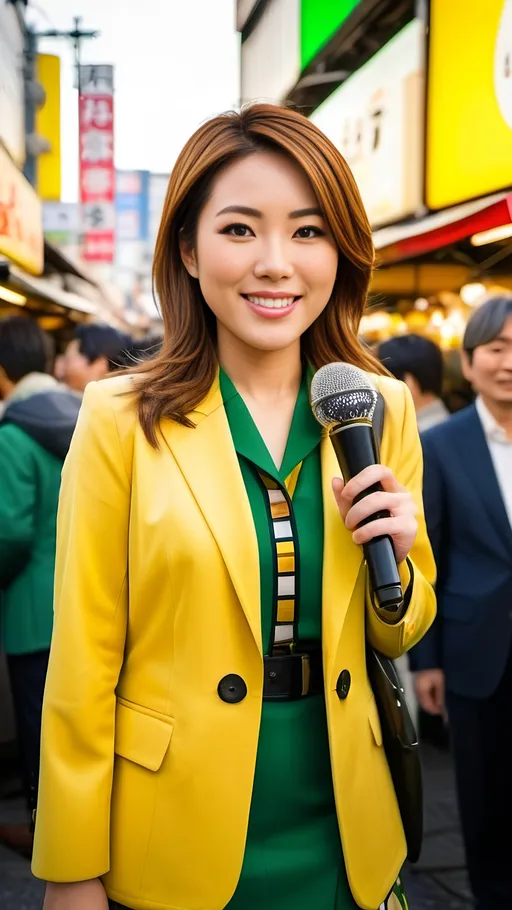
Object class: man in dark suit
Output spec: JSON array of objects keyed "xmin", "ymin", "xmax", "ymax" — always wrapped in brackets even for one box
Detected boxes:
[{"xmin": 410, "ymin": 295, "xmax": 512, "ymax": 910}]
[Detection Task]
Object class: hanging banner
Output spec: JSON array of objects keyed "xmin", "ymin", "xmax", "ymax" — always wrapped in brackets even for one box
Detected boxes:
[{"xmin": 79, "ymin": 64, "xmax": 115, "ymax": 261}]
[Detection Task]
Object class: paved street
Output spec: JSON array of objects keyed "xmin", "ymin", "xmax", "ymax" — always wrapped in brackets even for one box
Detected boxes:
[{"xmin": 0, "ymin": 743, "xmax": 471, "ymax": 910}]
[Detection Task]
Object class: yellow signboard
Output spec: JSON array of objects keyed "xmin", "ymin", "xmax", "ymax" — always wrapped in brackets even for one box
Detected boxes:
[
  {"xmin": 427, "ymin": 0, "xmax": 512, "ymax": 210},
  {"xmin": 36, "ymin": 54, "xmax": 61, "ymax": 201},
  {"xmin": 0, "ymin": 146, "xmax": 44, "ymax": 275}
]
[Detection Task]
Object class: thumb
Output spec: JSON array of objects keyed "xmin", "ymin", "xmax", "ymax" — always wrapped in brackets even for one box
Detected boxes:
[
  {"xmin": 332, "ymin": 476, "xmax": 348, "ymax": 520},
  {"xmin": 332, "ymin": 476, "xmax": 344, "ymax": 496}
]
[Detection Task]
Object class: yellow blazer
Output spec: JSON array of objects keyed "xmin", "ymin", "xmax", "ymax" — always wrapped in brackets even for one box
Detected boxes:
[{"xmin": 32, "ymin": 372, "xmax": 436, "ymax": 910}]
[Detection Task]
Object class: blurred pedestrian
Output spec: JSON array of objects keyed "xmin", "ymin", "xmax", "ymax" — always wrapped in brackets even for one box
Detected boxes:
[
  {"xmin": 33, "ymin": 104, "xmax": 435, "ymax": 910},
  {"xmin": 60, "ymin": 323, "xmax": 132, "ymax": 393},
  {"xmin": 0, "ymin": 317, "xmax": 81, "ymax": 854},
  {"xmin": 410, "ymin": 295, "xmax": 512, "ymax": 910},
  {"xmin": 378, "ymin": 334, "xmax": 449, "ymax": 431}
]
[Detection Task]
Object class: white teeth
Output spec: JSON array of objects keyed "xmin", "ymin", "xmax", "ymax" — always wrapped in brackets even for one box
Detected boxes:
[{"xmin": 246, "ymin": 295, "xmax": 296, "ymax": 309}]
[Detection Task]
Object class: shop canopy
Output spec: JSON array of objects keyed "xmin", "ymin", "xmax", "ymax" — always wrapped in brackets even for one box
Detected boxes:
[{"xmin": 373, "ymin": 191, "xmax": 512, "ymax": 264}]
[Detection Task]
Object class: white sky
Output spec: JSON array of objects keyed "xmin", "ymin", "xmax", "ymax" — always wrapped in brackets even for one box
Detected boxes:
[{"xmin": 28, "ymin": 0, "xmax": 240, "ymax": 201}]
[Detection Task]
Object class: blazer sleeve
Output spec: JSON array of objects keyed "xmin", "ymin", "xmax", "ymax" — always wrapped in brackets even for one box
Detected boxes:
[
  {"xmin": 366, "ymin": 382, "xmax": 437, "ymax": 660},
  {"xmin": 32, "ymin": 381, "xmax": 131, "ymax": 883},
  {"xmin": 407, "ymin": 430, "xmax": 445, "ymax": 672}
]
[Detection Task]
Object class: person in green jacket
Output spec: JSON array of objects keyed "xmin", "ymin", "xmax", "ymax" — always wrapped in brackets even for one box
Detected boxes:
[{"xmin": 0, "ymin": 316, "xmax": 81, "ymax": 849}]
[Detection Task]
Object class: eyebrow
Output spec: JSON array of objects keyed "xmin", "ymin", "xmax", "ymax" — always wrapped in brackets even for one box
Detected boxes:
[{"xmin": 215, "ymin": 205, "xmax": 324, "ymax": 219}]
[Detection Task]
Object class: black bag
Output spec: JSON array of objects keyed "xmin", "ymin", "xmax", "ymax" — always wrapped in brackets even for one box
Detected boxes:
[{"xmin": 368, "ymin": 393, "xmax": 423, "ymax": 863}]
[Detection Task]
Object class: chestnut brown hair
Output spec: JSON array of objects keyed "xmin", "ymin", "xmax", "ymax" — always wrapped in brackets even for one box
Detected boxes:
[{"xmin": 132, "ymin": 103, "xmax": 384, "ymax": 445}]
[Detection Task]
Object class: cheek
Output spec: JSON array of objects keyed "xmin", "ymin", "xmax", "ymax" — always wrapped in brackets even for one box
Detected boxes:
[
  {"xmin": 302, "ymin": 245, "xmax": 338, "ymax": 287},
  {"xmin": 196, "ymin": 236, "xmax": 250, "ymax": 290}
]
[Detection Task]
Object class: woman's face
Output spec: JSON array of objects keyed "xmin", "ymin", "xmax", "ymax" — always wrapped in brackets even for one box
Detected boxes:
[{"xmin": 180, "ymin": 150, "xmax": 339, "ymax": 354}]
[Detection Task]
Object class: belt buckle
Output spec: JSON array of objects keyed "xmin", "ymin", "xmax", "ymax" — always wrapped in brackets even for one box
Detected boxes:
[{"xmin": 301, "ymin": 654, "xmax": 311, "ymax": 696}]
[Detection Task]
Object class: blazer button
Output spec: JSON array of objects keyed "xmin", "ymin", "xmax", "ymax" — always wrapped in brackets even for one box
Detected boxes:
[
  {"xmin": 218, "ymin": 674, "xmax": 247, "ymax": 704},
  {"xmin": 336, "ymin": 670, "xmax": 351, "ymax": 700}
]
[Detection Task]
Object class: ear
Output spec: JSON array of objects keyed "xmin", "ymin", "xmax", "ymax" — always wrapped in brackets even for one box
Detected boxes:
[
  {"xmin": 179, "ymin": 234, "xmax": 199, "ymax": 279},
  {"xmin": 460, "ymin": 349, "xmax": 473, "ymax": 384}
]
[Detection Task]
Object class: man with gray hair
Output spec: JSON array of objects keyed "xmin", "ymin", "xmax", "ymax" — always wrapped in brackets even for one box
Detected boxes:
[{"xmin": 410, "ymin": 294, "xmax": 512, "ymax": 910}]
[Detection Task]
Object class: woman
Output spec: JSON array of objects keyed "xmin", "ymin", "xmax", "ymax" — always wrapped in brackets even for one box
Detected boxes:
[{"xmin": 32, "ymin": 104, "xmax": 436, "ymax": 910}]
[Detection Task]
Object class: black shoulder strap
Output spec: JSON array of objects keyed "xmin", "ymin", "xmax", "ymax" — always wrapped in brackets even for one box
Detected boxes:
[{"xmin": 373, "ymin": 391, "xmax": 385, "ymax": 456}]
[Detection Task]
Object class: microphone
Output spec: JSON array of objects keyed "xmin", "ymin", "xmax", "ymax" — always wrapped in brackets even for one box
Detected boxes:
[{"xmin": 310, "ymin": 362, "xmax": 403, "ymax": 615}]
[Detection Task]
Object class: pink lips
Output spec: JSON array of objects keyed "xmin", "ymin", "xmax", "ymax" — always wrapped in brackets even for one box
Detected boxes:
[{"xmin": 241, "ymin": 293, "xmax": 300, "ymax": 320}]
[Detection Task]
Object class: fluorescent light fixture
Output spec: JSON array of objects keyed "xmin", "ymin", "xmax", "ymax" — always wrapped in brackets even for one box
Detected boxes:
[
  {"xmin": 470, "ymin": 224, "xmax": 512, "ymax": 246},
  {"xmin": 0, "ymin": 285, "xmax": 27, "ymax": 306}
]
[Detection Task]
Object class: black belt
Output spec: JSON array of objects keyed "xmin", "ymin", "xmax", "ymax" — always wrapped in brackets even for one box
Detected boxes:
[{"xmin": 263, "ymin": 650, "xmax": 323, "ymax": 701}]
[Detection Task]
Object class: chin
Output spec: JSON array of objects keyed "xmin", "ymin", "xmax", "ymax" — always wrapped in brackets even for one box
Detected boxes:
[{"xmin": 243, "ymin": 331, "xmax": 303, "ymax": 353}]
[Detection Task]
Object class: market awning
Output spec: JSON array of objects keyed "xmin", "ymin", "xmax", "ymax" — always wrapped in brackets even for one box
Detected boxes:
[
  {"xmin": 374, "ymin": 191, "xmax": 512, "ymax": 264},
  {"xmin": 0, "ymin": 262, "xmax": 98, "ymax": 318}
]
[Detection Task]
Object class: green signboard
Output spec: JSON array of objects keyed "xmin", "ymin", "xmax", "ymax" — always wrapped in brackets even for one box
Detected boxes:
[{"xmin": 300, "ymin": 0, "xmax": 362, "ymax": 69}]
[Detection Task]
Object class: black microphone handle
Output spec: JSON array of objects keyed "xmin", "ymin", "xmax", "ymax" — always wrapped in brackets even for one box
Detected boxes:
[{"xmin": 329, "ymin": 422, "xmax": 403, "ymax": 612}]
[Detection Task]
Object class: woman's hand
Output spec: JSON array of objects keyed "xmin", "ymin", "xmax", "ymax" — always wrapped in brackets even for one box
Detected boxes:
[
  {"xmin": 332, "ymin": 464, "xmax": 418, "ymax": 566},
  {"xmin": 43, "ymin": 880, "xmax": 109, "ymax": 910}
]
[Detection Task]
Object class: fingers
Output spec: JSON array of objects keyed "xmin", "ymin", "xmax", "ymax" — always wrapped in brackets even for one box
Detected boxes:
[
  {"xmin": 415, "ymin": 672, "xmax": 445, "ymax": 716},
  {"xmin": 342, "ymin": 465, "xmax": 405, "ymax": 507},
  {"xmin": 351, "ymin": 515, "xmax": 417, "ymax": 547},
  {"xmin": 344, "ymin": 491, "xmax": 414, "ymax": 530}
]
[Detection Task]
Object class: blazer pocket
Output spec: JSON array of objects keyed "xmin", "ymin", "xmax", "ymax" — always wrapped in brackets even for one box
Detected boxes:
[
  {"xmin": 114, "ymin": 700, "xmax": 174, "ymax": 771},
  {"xmin": 368, "ymin": 696, "xmax": 383, "ymax": 748}
]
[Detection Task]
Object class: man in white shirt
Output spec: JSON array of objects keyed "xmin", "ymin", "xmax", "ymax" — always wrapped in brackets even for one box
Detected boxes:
[{"xmin": 410, "ymin": 294, "xmax": 512, "ymax": 910}]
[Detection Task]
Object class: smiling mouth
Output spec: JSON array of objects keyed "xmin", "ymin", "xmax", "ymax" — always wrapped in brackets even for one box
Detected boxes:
[{"xmin": 241, "ymin": 294, "xmax": 300, "ymax": 309}]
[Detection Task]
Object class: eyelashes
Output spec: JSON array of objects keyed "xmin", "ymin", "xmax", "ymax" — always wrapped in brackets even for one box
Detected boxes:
[{"xmin": 219, "ymin": 223, "xmax": 326, "ymax": 239}]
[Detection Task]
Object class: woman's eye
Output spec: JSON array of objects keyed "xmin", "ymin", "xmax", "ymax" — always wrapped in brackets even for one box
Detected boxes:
[
  {"xmin": 294, "ymin": 225, "xmax": 325, "ymax": 239},
  {"xmin": 220, "ymin": 223, "xmax": 254, "ymax": 237}
]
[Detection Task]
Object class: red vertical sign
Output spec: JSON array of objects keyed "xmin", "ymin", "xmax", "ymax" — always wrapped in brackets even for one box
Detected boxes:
[{"xmin": 79, "ymin": 65, "xmax": 115, "ymax": 262}]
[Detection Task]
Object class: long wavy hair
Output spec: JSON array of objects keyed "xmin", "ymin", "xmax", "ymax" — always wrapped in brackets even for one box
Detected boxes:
[{"xmin": 132, "ymin": 103, "xmax": 384, "ymax": 445}]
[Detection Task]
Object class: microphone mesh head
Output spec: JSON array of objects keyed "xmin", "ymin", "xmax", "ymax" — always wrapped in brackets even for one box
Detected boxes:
[{"xmin": 310, "ymin": 362, "xmax": 377, "ymax": 428}]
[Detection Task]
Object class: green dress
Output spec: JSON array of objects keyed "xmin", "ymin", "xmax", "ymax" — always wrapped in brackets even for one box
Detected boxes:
[{"xmin": 220, "ymin": 370, "xmax": 409, "ymax": 910}]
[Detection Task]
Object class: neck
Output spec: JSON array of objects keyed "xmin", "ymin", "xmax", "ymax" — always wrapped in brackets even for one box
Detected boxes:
[
  {"xmin": 416, "ymin": 391, "xmax": 440, "ymax": 413},
  {"xmin": 217, "ymin": 328, "xmax": 302, "ymax": 403},
  {"xmin": 480, "ymin": 395, "xmax": 512, "ymax": 441}
]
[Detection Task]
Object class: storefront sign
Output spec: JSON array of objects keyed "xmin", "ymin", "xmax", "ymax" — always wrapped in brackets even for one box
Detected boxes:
[
  {"xmin": 310, "ymin": 20, "xmax": 425, "ymax": 229},
  {"xmin": 79, "ymin": 65, "xmax": 115, "ymax": 262},
  {"xmin": 36, "ymin": 54, "xmax": 62, "ymax": 202},
  {"xmin": 0, "ymin": 146, "xmax": 44, "ymax": 275},
  {"xmin": 427, "ymin": 0, "xmax": 512, "ymax": 210},
  {"xmin": 241, "ymin": 0, "xmax": 300, "ymax": 103},
  {"xmin": 300, "ymin": 0, "xmax": 362, "ymax": 68},
  {"xmin": 0, "ymin": 2, "xmax": 26, "ymax": 166}
]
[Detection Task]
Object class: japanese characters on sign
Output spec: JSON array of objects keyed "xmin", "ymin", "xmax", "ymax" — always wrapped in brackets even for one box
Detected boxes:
[{"xmin": 79, "ymin": 65, "xmax": 115, "ymax": 262}]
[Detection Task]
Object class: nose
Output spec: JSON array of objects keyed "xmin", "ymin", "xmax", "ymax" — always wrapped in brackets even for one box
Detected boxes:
[{"xmin": 253, "ymin": 237, "xmax": 295, "ymax": 282}]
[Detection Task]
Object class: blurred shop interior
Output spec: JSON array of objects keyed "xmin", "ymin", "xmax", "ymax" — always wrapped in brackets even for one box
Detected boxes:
[{"xmin": 239, "ymin": 0, "xmax": 512, "ymax": 407}]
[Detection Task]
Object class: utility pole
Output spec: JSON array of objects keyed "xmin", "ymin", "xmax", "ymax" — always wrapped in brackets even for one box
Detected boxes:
[{"xmin": 24, "ymin": 15, "xmax": 99, "ymax": 186}]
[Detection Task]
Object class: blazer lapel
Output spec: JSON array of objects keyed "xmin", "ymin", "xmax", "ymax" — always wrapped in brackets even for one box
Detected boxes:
[
  {"xmin": 321, "ymin": 437, "xmax": 364, "ymax": 678},
  {"xmin": 159, "ymin": 380, "xmax": 262, "ymax": 655},
  {"xmin": 452, "ymin": 406, "xmax": 512, "ymax": 562}
]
